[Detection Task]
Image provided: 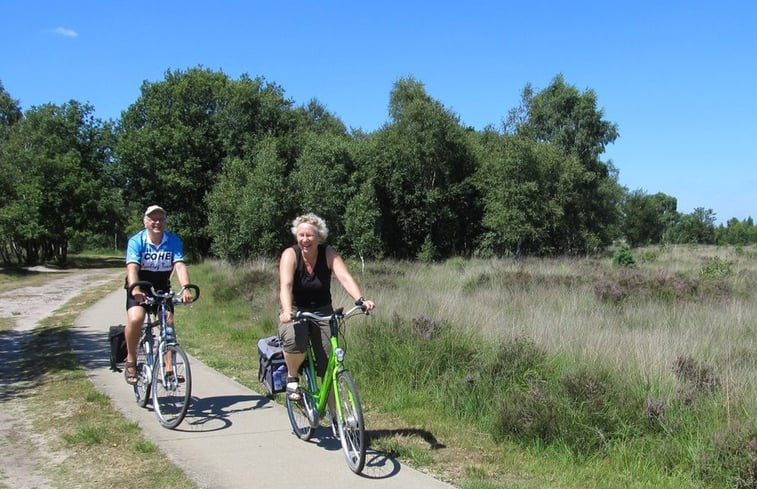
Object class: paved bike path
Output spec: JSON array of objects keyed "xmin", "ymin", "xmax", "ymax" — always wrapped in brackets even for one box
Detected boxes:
[{"xmin": 72, "ymin": 288, "xmax": 456, "ymax": 489}]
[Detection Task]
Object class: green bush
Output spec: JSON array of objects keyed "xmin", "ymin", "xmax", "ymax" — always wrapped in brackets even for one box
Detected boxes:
[
  {"xmin": 612, "ymin": 243, "xmax": 636, "ymax": 268},
  {"xmin": 493, "ymin": 362, "xmax": 648, "ymax": 453},
  {"xmin": 699, "ymin": 256, "xmax": 734, "ymax": 279}
]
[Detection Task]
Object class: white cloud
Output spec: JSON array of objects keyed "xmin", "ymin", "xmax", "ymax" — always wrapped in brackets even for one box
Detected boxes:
[{"xmin": 52, "ymin": 27, "xmax": 78, "ymax": 38}]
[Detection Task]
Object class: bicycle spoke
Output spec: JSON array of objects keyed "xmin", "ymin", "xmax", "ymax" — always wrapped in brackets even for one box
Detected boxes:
[
  {"xmin": 286, "ymin": 366, "xmax": 316, "ymax": 440},
  {"xmin": 152, "ymin": 344, "xmax": 192, "ymax": 429},
  {"xmin": 335, "ymin": 370, "xmax": 366, "ymax": 473},
  {"xmin": 133, "ymin": 337, "xmax": 151, "ymax": 407}
]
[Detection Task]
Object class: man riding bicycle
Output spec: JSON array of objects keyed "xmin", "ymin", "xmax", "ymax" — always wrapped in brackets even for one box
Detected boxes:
[{"xmin": 123, "ymin": 205, "xmax": 194, "ymax": 385}]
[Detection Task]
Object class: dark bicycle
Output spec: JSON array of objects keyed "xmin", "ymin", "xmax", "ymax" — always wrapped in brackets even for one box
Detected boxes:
[{"xmin": 127, "ymin": 281, "xmax": 199, "ymax": 429}]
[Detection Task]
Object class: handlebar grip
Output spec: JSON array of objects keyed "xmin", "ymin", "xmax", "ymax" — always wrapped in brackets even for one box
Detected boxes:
[
  {"xmin": 127, "ymin": 280, "xmax": 154, "ymax": 298},
  {"xmin": 180, "ymin": 283, "xmax": 201, "ymax": 302}
]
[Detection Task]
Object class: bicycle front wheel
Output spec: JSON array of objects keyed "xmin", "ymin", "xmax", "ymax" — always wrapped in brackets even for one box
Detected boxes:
[
  {"xmin": 335, "ymin": 370, "xmax": 366, "ymax": 473},
  {"xmin": 286, "ymin": 365, "xmax": 316, "ymax": 441},
  {"xmin": 152, "ymin": 344, "xmax": 192, "ymax": 429},
  {"xmin": 133, "ymin": 339, "xmax": 151, "ymax": 407}
]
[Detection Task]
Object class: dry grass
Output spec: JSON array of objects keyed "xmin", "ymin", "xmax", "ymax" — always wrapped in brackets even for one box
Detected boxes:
[{"xmin": 359, "ymin": 245, "xmax": 756, "ymax": 425}]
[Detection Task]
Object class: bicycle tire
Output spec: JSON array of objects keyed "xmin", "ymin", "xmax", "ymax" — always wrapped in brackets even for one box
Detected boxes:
[
  {"xmin": 152, "ymin": 344, "xmax": 192, "ymax": 429},
  {"xmin": 133, "ymin": 338, "xmax": 151, "ymax": 407},
  {"xmin": 335, "ymin": 370, "xmax": 366, "ymax": 473},
  {"xmin": 286, "ymin": 365, "xmax": 317, "ymax": 441}
]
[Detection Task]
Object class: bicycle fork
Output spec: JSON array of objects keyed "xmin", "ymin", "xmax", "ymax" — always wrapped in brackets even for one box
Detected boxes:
[{"xmin": 139, "ymin": 324, "xmax": 155, "ymax": 385}]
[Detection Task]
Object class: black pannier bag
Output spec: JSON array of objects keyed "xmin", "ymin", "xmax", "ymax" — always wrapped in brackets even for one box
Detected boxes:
[
  {"xmin": 109, "ymin": 324, "xmax": 127, "ymax": 372},
  {"xmin": 257, "ymin": 335, "xmax": 286, "ymax": 396}
]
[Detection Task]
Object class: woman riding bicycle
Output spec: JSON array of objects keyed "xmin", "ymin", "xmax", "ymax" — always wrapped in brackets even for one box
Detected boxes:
[{"xmin": 278, "ymin": 213, "xmax": 375, "ymax": 401}]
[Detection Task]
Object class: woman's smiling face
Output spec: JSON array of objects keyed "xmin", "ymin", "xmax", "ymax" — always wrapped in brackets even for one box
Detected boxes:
[{"xmin": 296, "ymin": 223, "xmax": 319, "ymax": 252}]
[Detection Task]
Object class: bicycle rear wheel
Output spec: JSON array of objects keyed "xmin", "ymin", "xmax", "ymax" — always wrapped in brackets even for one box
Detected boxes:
[
  {"xmin": 335, "ymin": 370, "xmax": 366, "ymax": 473},
  {"xmin": 133, "ymin": 339, "xmax": 151, "ymax": 407},
  {"xmin": 152, "ymin": 344, "xmax": 192, "ymax": 429},
  {"xmin": 286, "ymin": 365, "xmax": 317, "ymax": 441}
]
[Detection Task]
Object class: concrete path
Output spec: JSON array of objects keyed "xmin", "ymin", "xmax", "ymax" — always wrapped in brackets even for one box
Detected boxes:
[{"xmin": 71, "ymin": 288, "xmax": 457, "ymax": 489}]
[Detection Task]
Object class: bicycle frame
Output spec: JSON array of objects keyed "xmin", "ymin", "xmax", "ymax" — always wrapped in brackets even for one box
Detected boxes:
[
  {"xmin": 142, "ymin": 303, "xmax": 172, "ymax": 378},
  {"xmin": 295, "ymin": 305, "xmax": 364, "ymax": 421},
  {"xmin": 303, "ymin": 321, "xmax": 345, "ymax": 418},
  {"xmin": 286, "ymin": 303, "xmax": 368, "ymax": 473}
]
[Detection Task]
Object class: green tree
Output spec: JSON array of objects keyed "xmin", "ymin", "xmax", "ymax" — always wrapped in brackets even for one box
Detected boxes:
[
  {"xmin": 343, "ymin": 181, "xmax": 383, "ymax": 260},
  {"xmin": 716, "ymin": 217, "xmax": 757, "ymax": 245},
  {"xmin": 621, "ymin": 190, "xmax": 678, "ymax": 246},
  {"xmin": 289, "ymin": 132, "xmax": 352, "ymax": 243},
  {"xmin": 115, "ymin": 67, "xmax": 231, "ymax": 256},
  {"xmin": 509, "ymin": 75, "xmax": 621, "ymax": 253},
  {"xmin": 0, "ymin": 81, "xmax": 24, "ymax": 263},
  {"xmin": 207, "ymin": 138, "xmax": 293, "ymax": 260},
  {"xmin": 216, "ymin": 74, "xmax": 295, "ymax": 160},
  {"xmin": 358, "ymin": 77, "xmax": 481, "ymax": 259},
  {"xmin": 0, "ymin": 101, "xmax": 121, "ymax": 265},
  {"xmin": 0, "ymin": 81, "xmax": 22, "ymax": 127},
  {"xmin": 667, "ymin": 207, "xmax": 717, "ymax": 244},
  {"xmin": 474, "ymin": 130, "xmax": 575, "ymax": 256}
]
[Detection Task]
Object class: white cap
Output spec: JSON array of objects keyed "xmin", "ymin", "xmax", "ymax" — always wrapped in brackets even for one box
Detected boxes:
[{"xmin": 144, "ymin": 205, "xmax": 166, "ymax": 217}]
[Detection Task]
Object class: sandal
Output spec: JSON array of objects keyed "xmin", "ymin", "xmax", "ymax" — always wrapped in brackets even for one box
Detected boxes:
[
  {"xmin": 124, "ymin": 362, "xmax": 138, "ymax": 385},
  {"xmin": 286, "ymin": 376, "xmax": 301, "ymax": 401}
]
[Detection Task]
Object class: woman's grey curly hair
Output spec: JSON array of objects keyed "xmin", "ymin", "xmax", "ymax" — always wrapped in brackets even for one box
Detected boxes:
[{"xmin": 290, "ymin": 213, "xmax": 329, "ymax": 241}]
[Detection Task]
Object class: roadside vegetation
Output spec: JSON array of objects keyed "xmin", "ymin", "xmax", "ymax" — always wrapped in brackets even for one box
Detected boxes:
[
  {"xmin": 1, "ymin": 245, "xmax": 754, "ymax": 488},
  {"xmin": 175, "ymin": 244, "xmax": 755, "ymax": 489},
  {"xmin": 0, "ymin": 264, "xmax": 197, "ymax": 489}
]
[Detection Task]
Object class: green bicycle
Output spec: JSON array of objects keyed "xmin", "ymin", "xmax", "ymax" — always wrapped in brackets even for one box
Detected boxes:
[{"xmin": 285, "ymin": 302, "xmax": 369, "ymax": 474}]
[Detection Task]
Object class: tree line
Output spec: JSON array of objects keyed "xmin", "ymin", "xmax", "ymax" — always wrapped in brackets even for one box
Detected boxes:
[{"xmin": 1, "ymin": 69, "xmax": 754, "ymax": 266}]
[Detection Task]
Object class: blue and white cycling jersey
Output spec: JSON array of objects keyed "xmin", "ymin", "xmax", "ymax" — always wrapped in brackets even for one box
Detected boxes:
[{"xmin": 125, "ymin": 229, "xmax": 185, "ymax": 292}]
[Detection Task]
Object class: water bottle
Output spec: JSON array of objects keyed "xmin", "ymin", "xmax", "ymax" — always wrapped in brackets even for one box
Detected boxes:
[
  {"xmin": 165, "ymin": 325, "xmax": 174, "ymax": 339},
  {"xmin": 273, "ymin": 364, "xmax": 287, "ymax": 392}
]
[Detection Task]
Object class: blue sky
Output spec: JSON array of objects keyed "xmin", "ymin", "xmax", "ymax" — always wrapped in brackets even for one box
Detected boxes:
[{"xmin": 3, "ymin": 1, "xmax": 755, "ymax": 224}]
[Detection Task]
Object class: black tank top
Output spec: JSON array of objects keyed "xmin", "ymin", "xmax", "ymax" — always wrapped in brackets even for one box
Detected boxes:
[{"xmin": 292, "ymin": 244, "xmax": 332, "ymax": 309}]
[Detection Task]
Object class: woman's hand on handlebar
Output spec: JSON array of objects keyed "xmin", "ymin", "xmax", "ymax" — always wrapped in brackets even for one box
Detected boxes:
[{"xmin": 356, "ymin": 297, "xmax": 375, "ymax": 313}]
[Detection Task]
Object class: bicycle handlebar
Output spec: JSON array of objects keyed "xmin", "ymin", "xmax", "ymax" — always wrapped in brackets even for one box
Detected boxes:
[
  {"xmin": 127, "ymin": 280, "xmax": 201, "ymax": 304},
  {"xmin": 293, "ymin": 302, "xmax": 369, "ymax": 322}
]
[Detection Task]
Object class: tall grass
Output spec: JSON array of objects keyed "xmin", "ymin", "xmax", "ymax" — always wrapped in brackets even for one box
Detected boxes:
[{"xmin": 179, "ymin": 246, "xmax": 756, "ymax": 489}]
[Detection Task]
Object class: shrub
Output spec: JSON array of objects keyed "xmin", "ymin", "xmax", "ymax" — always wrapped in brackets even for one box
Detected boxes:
[
  {"xmin": 493, "ymin": 378, "xmax": 565, "ymax": 445},
  {"xmin": 639, "ymin": 248, "xmax": 661, "ymax": 263},
  {"xmin": 593, "ymin": 270, "xmax": 704, "ymax": 304},
  {"xmin": 210, "ymin": 268, "xmax": 275, "ymax": 302},
  {"xmin": 492, "ymin": 357, "xmax": 648, "ymax": 454},
  {"xmin": 612, "ymin": 243, "xmax": 636, "ymax": 268},
  {"xmin": 698, "ymin": 420, "xmax": 757, "ymax": 489},
  {"xmin": 485, "ymin": 336, "xmax": 546, "ymax": 382},
  {"xmin": 700, "ymin": 256, "xmax": 734, "ymax": 279},
  {"xmin": 673, "ymin": 355, "xmax": 721, "ymax": 403}
]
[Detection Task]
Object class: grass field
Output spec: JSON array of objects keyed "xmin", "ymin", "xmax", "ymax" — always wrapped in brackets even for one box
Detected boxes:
[
  {"xmin": 173, "ymin": 244, "xmax": 755, "ymax": 489},
  {"xmin": 1, "ymin": 245, "xmax": 754, "ymax": 488}
]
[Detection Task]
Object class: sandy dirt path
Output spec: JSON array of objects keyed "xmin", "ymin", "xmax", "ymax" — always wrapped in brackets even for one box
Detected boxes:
[{"xmin": 0, "ymin": 267, "xmax": 123, "ymax": 489}]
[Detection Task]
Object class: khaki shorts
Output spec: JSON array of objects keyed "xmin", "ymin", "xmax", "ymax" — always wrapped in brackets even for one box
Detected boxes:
[{"xmin": 278, "ymin": 305, "xmax": 333, "ymax": 376}]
